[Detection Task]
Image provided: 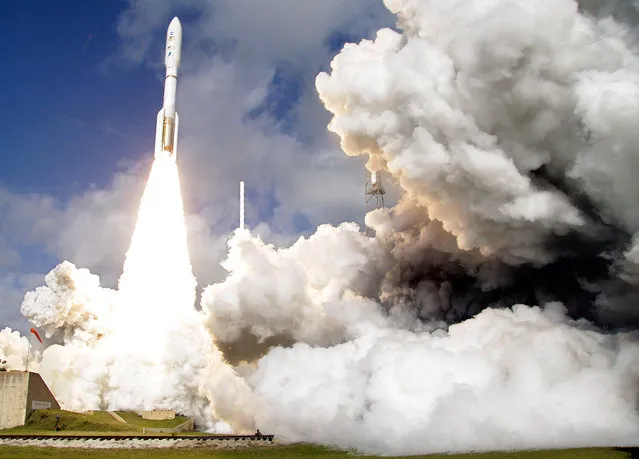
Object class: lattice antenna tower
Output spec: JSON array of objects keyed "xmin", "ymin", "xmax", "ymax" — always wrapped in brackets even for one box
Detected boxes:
[{"xmin": 364, "ymin": 169, "xmax": 385, "ymax": 235}]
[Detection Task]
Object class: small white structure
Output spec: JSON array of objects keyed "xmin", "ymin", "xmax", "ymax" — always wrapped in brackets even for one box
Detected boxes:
[{"xmin": 141, "ymin": 409, "xmax": 175, "ymax": 420}]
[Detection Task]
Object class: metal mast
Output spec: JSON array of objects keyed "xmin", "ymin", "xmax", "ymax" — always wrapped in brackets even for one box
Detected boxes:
[
  {"xmin": 239, "ymin": 181, "xmax": 245, "ymax": 231},
  {"xmin": 365, "ymin": 170, "xmax": 385, "ymax": 235}
]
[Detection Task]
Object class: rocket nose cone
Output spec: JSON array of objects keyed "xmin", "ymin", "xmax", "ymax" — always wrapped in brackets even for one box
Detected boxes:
[{"xmin": 169, "ymin": 17, "xmax": 182, "ymax": 31}]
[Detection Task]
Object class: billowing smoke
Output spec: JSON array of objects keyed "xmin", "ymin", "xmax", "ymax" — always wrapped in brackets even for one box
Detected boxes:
[
  {"xmin": 21, "ymin": 261, "xmax": 116, "ymax": 345},
  {"xmin": 316, "ymin": 0, "xmax": 639, "ymax": 328},
  {"xmin": 2, "ymin": 0, "xmax": 639, "ymax": 455},
  {"xmin": 247, "ymin": 304, "xmax": 639, "ymax": 454},
  {"xmin": 201, "ymin": 224, "xmax": 391, "ymax": 363},
  {"xmin": 200, "ymin": 225, "xmax": 639, "ymax": 454},
  {"xmin": 0, "ymin": 328, "xmax": 28, "ymax": 370}
]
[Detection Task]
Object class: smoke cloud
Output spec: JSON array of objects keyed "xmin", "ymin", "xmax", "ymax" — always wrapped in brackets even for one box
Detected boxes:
[
  {"xmin": 201, "ymin": 224, "xmax": 391, "ymax": 362},
  {"xmin": 317, "ymin": 0, "xmax": 639, "ymax": 327},
  {"xmin": 0, "ymin": 328, "xmax": 28, "ymax": 370},
  {"xmin": 248, "ymin": 304, "xmax": 639, "ymax": 454},
  {"xmin": 2, "ymin": 0, "xmax": 639, "ymax": 455}
]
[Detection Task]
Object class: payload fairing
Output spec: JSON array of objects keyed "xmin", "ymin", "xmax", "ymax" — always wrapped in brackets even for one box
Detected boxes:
[{"xmin": 155, "ymin": 17, "xmax": 182, "ymax": 161}]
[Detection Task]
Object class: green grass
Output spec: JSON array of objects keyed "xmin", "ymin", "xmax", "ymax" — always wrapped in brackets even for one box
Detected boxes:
[
  {"xmin": 115, "ymin": 411, "xmax": 190, "ymax": 429},
  {"xmin": 0, "ymin": 444, "xmax": 633, "ymax": 458},
  {"xmin": 0, "ymin": 444, "xmax": 634, "ymax": 459},
  {"xmin": 0, "ymin": 410, "xmax": 197, "ymax": 436},
  {"xmin": 2, "ymin": 410, "xmax": 135, "ymax": 434}
]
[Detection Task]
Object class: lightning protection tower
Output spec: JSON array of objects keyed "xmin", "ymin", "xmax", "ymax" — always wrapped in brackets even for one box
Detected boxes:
[{"xmin": 364, "ymin": 169, "xmax": 385, "ymax": 236}]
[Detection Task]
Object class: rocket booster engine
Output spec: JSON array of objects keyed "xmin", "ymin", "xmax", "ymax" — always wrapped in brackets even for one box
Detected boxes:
[{"xmin": 155, "ymin": 17, "xmax": 182, "ymax": 161}]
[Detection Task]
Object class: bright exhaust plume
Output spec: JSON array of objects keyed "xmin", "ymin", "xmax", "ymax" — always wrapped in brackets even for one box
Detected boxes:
[{"xmin": 118, "ymin": 154, "xmax": 196, "ymax": 333}]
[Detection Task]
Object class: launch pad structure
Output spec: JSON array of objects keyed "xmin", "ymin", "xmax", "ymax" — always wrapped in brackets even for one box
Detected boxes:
[{"xmin": 0, "ymin": 371, "xmax": 60, "ymax": 429}]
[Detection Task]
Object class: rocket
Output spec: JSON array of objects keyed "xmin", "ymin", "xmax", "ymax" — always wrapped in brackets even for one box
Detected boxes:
[{"xmin": 155, "ymin": 17, "xmax": 182, "ymax": 161}]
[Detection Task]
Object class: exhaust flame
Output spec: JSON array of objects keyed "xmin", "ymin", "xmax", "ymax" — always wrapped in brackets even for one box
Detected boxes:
[{"xmin": 117, "ymin": 153, "xmax": 196, "ymax": 335}]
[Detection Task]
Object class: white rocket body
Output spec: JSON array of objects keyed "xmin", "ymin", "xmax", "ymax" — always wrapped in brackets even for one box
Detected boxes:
[{"xmin": 155, "ymin": 17, "xmax": 182, "ymax": 161}]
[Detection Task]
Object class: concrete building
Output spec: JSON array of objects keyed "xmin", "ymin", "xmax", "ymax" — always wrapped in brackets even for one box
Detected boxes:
[
  {"xmin": 0, "ymin": 371, "xmax": 60, "ymax": 429},
  {"xmin": 141, "ymin": 409, "xmax": 175, "ymax": 420}
]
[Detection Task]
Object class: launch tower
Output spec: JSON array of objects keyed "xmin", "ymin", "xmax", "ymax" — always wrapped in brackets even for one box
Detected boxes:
[{"xmin": 365, "ymin": 170, "xmax": 385, "ymax": 236}]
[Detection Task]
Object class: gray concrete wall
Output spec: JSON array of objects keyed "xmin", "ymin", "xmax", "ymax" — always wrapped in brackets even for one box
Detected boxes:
[
  {"xmin": 0, "ymin": 371, "xmax": 29, "ymax": 429},
  {"xmin": 26, "ymin": 372, "xmax": 60, "ymax": 415},
  {"xmin": 0, "ymin": 371, "xmax": 60, "ymax": 429}
]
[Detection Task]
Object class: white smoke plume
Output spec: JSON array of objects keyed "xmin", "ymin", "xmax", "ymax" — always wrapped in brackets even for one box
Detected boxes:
[
  {"xmin": 248, "ymin": 304, "xmax": 639, "ymax": 454},
  {"xmin": 217, "ymin": 0, "xmax": 639, "ymax": 452},
  {"xmin": 20, "ymin": 261, "xmax": 115, "ymax": 345},
  {"xmin": 201, "ymin": 223, "xmax": 391, "ymax": 362},
  {"xmin": 198, "ymin": 227, "xmax": 639, "ymax": 454},
  {"xmin": 4, "ymin": 0, "xmax": 639, "ymax": 455},
  {"xmin": 0, "ymin": 328, "xmax": 28, "ymax": 370}
]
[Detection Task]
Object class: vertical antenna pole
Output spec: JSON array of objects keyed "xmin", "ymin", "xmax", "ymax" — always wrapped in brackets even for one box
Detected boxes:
[
  {"xmin": 240, "ymin": 181, "xmax": 245, "ymax": 231},
  {"xmin": 24, "ymin": 336, "xmax": 32, "ymax": 372}
]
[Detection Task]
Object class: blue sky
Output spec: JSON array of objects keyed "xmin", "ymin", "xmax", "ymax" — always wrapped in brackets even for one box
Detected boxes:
[
  {"xmin": 0, "ymin": 0, "xmax": 395, "ymax": 333},
  {"xmin": 1, "ymin": 1, "xmax": 159, "ymax": 198}
]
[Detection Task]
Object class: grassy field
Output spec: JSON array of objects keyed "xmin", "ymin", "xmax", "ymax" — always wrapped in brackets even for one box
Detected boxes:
[
  {"xmin": 2, "ymin": 410, "xmax": 134, "ymax": 434},
  {"xmin": 0, "ymin": 444, "xmax": 635, "ymax": 459},
  {"xmin": 0, "ymin": 409, "xmax": 195, "ymax": 436}
]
